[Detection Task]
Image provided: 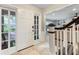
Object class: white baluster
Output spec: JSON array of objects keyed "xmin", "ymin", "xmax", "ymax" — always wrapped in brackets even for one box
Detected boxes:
[
  {"xmin": 57, "ymin": 30, "xmax": 59, "ymax": 55},
  {"xmin": 64, "ymin": 28, "xmax": 67, "ymax": 55},
  {"xmin": 60, "ymin": 30, "xmax": 63, "ymax": 55},
  {"xmin": 72, "ymin": 24, "xmax": 76, "ymax": 55}
]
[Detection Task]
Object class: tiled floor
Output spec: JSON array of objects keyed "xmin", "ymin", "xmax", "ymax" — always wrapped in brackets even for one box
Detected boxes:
[{"xmin": 13, "ymin": 42, "xmax": 51, "ymax": 55}]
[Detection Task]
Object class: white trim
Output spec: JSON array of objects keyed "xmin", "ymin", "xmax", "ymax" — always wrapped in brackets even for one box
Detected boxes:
[
  {"xmin": 0, "ymin": 4, "xmax": 17, "ymax": 10},
  {"xmin": 46, "ymin": 4, "xmax": 72, "ymax": 15}
]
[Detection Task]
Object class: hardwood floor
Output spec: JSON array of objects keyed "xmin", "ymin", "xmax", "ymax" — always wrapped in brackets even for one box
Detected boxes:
[{"xmin": 13, "ymin": 42, "xmax": 51, "ymax": 55}]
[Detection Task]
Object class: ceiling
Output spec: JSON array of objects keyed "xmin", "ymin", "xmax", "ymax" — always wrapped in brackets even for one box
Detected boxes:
[
  {"xmin": 13, "ymin": 4, "xmax": 51, "ymax": 9},
  {"xmin": 32, "ymin": 4, "xmax": 51, "ymax": 9},
  {"xmin": 46, "ymin": 4, "xmax": 79, "ymax": 21}
]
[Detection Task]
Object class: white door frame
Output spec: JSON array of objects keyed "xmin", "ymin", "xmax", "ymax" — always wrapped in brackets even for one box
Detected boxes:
[{"xmin": 0, "ymin": 5, "xmax": 17, "ymax": 55}]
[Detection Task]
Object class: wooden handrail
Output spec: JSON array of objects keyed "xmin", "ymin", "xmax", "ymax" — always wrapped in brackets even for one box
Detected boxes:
[
  {"xmin": 55, "ymin": 17, "xmax": 79, "ymax": 30},
  {"xmin": 48, "ymin": 31, "xmax": 56, "ymax": 33}
]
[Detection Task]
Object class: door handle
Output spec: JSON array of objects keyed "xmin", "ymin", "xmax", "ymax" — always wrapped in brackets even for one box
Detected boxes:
[{"xmin": 32, "ymin": 30, "xmax": 34, "ymax": 32}]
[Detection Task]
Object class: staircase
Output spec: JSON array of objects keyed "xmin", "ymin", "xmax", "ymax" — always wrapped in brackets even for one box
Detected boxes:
[{"xmin": 48, "ymin": 16, "xmax": 79, "ymax": 55}]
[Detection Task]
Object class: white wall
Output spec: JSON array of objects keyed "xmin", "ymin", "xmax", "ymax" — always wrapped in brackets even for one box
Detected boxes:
[{"xmin": 11, "ymin": 5, "xmax": 45, "ymax": 51}]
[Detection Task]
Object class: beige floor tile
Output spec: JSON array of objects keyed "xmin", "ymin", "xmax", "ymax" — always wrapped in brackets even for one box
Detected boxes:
[{"xmin": 13, "ymin": 42, "xmax": 51, "ymax": 55}]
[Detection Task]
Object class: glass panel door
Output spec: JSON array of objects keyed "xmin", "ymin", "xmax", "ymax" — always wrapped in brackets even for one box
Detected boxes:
[
  {"xmin": 9, "ymin": 11, "xmax": 16, "ymax": 47},
  {"xmin": 1, "ymin": 9, "xmax": 16, "ymax": 50},
  {"xmin": 37, "ymin": 16, "xmax": 39, "ymax": 39},
  {"xmin": 34, "ymin": 16, "xmax": 39, "ymax": 40},
  {"xmin": 34, "ymin": 16, "xmax": 36, "ymax": 40},
  {"xmin": 1, "ymin": 9, "xmax": 9, "ymax": 50}
]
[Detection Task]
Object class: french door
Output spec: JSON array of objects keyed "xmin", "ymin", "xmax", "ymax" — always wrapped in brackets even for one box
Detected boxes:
[
  {"xmin": 0, "ymin": 7, "xmax": 16, "ymax": 55},
  {"xmin": 33, "ymin": 15, "xmax": 40, "ymax": 44},
  {"xmin": 34, "ymin": 16, "xmax": 39, "ymax": 40}
]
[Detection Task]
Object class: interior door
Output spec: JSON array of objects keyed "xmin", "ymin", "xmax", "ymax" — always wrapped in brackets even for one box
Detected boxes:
[
  {"xmin": 33, "ymin": 15, "xmax": 40, "ymax": 44},
  {"xmin": 0, "ymin": 8, "xmax": 16, "ymax": 55}
]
